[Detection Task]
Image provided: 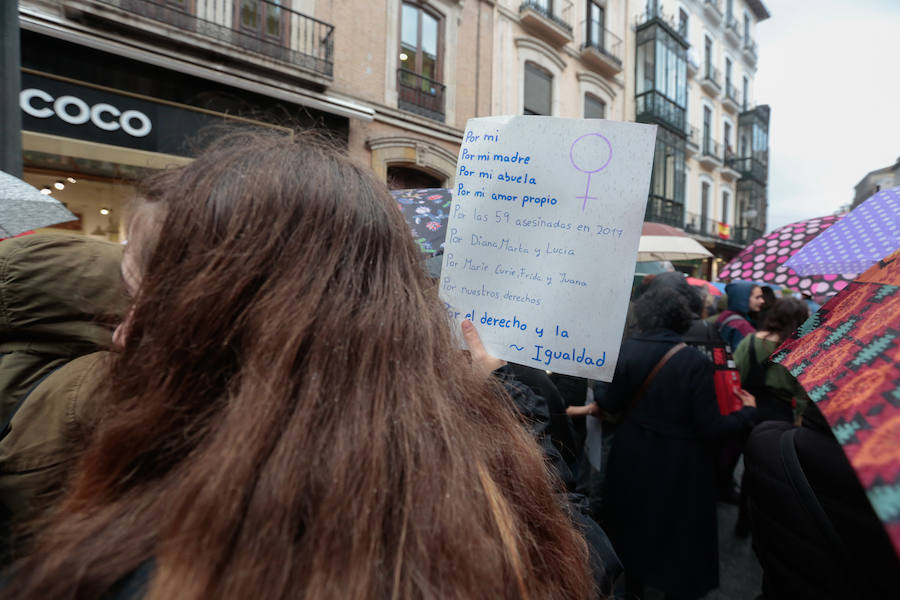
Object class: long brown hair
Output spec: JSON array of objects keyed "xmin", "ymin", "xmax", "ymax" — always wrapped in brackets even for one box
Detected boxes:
[{"xmin": 11, "ymin": 129, "xmax": 591, "ymax": 599}]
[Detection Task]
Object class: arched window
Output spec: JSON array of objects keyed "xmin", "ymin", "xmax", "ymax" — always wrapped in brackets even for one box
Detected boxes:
[
  {"xmin": 523, "ymin": 62, "xmax": 552, "ymax": 116},
  {"xmin": 387, "ymin": 166, "xmax": 442, "ymax": 190},
  {"xmin": 584, "ymin": 94, "xmax": 606, "ymax": 119}
]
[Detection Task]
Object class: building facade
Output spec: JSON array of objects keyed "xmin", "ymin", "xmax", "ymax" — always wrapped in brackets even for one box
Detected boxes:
[
  {"xmin": 489, "ymin": 1, "xmax": 626, "ymax": 123},
  {"xmin": 16, "ymin": 0, "xmax": 494, "ymax": 239},
  {"xmin": 623, "ymin": 0, "xmax": 770, "ymax": 277},
  {"xmin": 852, "ymin": 156, "xmax": 900, "ymax": 209},
  {"xmin": 16, "ymin": 0, "xmax": 771, "ymax": 269}
]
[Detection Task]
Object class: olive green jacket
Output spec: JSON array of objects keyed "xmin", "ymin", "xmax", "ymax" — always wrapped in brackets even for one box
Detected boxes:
[{"xmin": 0, "ymin": 233, "xmax": 124, "ymax": 523}]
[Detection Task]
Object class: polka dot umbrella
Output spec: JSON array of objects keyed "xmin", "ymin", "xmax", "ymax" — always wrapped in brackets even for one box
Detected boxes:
[{"xmin": 717, "ymin": 215, "xmax": 857, "ymax": 302}]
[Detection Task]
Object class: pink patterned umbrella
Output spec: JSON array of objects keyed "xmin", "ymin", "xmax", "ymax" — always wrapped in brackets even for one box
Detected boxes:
[{"xmin": 718, "ymin": 215, "xmax": 857, "ymax": 302}]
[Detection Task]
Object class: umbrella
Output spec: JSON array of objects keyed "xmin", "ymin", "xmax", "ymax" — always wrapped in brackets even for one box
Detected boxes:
[
  {"xmin": 686, "ymin": 276, "xmax": 722, "ymax": 296},
  {"xmin": 0, "ymin": 171, "xmax": 76, "ymax": 237},
  {"xmin": 390, "ymin": 188, "xmax": 451, "ymax": 256},
  {"xmin": 772, "ymin": 249, "xmax": 900, "ymax": 558},
  {"xmin": 786, "ymin": 186, "xmax": 900, "ymax": 276},
  {"xmin": 638, "ymin": 222, "xmax": 713, "ymax": 262},
  {"xmin": 718, "ymin": 215, "xmax": 856, "ymax": 302}
]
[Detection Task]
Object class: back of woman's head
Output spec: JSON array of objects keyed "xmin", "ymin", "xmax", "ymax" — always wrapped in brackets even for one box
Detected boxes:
[
  {"xmin": 13, "ymin": 129, "xmax": 590, "ymax": 599},
  {"xmin": 761, "ymin": 297, "xmax": 809, "ymax": 341},
  {"xmin": 634, "ymin": 286, "xmax": 693, "ymax": 334}
]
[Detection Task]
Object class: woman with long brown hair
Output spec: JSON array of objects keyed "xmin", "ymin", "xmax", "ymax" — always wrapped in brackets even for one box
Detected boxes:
[{"xmin": 7, "ymin": 130, "xmax": 592, "ymax": 599}]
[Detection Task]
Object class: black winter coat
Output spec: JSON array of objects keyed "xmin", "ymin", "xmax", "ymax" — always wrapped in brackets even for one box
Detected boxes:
[
  {"xmin": 743, "ymin": 405, "xmax": 900, "ymax": 599},
  {"xmin": 597, "ymin": 329, "xmax": 756, "ymax": 598}
]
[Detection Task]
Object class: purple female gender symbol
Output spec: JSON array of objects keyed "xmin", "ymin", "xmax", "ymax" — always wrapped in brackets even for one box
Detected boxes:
[{"xmin": 569, "ymin": 133, "xmax": 613, "ymax": 211}]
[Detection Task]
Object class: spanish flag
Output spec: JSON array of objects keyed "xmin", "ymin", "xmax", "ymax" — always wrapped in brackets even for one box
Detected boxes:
[{"xmin": 717, "ymin": 222, "xmax": 731, "ymax": 240}]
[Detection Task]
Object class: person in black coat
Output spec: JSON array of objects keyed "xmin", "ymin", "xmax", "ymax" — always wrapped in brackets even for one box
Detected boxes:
[
  {"xmin": 743, "ymin": 402, "xmax": 900, "ymax": 599},
  {"xmin": 596, "ymin": 287, "xmax": 758, "ymax": 600}
]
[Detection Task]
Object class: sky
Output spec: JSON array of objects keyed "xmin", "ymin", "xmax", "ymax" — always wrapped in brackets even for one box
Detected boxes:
[{"xmin": 754, "ymin": 0, "xmax": 900, "ymax": 232}]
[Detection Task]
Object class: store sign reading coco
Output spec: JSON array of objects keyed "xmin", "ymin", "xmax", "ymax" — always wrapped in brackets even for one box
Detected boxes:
[
  {"xmin": 20, "ymin": 88, "xmax": 152, "ymax": 138},
  {"xmin": 18, "ymin": 71, "xmax": 258, "ymax": 157}
]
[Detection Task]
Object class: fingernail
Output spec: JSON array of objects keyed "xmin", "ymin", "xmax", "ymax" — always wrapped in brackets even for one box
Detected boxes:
[{"xmin": 461, "ymin": 319, "xmax": 473, "ymax": 330}]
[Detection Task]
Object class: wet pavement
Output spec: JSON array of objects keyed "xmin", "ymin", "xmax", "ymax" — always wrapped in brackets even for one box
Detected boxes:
[{"xmin": 702, "ymin": 502, "xmax": 763, "ymax": 600}]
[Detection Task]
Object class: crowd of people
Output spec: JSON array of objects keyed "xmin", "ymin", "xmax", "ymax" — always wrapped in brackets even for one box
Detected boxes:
[{"xmin": 0, "ymin": 128, "xmax": 897, "ymax": 599}]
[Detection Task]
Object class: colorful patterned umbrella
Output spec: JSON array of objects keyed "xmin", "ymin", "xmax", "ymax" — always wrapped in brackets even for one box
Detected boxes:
[
  {"xmin": 772, "ymin": 249, "xmax": 900, "ymax": 558},
  {"xmin": 390, "ymin": 188, "xmax": 451, "ymax": 256},
  {"xmin": 718, "ymin": 215, "xmax": 856, "ymax": 302},
  {"xmin": 786, "ymin": 186, "xmax": 900, "ymax": 276}
]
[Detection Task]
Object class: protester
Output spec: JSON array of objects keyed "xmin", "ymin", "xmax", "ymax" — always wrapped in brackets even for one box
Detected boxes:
[
  {"xmin": 752, "ymin": 285, "xmax": 778, "ymax": 327},
  {"xmin": 734, "ymin": 297, "xmax": 810, "ymax": 423},
  {"xmin": 596, "ymin": 286, "xmax": 757, "ymax": 600},
  {"xmin": 743, "ymin": 402, "xmax": 900, "ymax": 599},
  {"xmin": 0, "ymin": 234, "xmax": 125, "ymax": 559},
  {"xmin": 5, "ymin": 130, "xmax": 593, "ymax": 599},
  {"xmin": 715, "ymin": 281, "xmax": 765, "ymax": 349}
]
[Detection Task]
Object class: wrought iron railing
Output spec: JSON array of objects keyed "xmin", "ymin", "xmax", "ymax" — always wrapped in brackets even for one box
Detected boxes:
[
  {"xmin": 684, "ymin": 211, "xmax": 720, "ymax": 238},
  {"xmin": 726, "ymin": 156, "xmax": 768, "ymax": 182},
  {"xmin": 635, "ymin": 90, "xmax": 686, "ymax": 132},
  {"xmin": 704, "ymin": 0, "xmax": 723, "ymax": 18},
  {"xmin": 725, "ymin": 81, "xmax": 741, "ymax": 106},
  {"xmin": 519, "ymin": 1, "xmax": 573, "ymax": 33},
  {"xmin": 94, "ymin": 0, "xmax": 334, "ymax": 77},
  {"xmin": 685, "ymin": 124, "xmax": 699, "ymax": 148},
  {"xmin": 732, "ymin": 225, "xmax": 764, "ymax": 246},
  {"xmin": 703, "ymin": 65, "xmax": 721, "ymax": 89},
  {"xmin": 702, "ymin": 137, "xmax": 722, "ymax": 161},
  {"xmin": 582, "ymin": 29, "xmax": 624, "ymax": 66},
  {"xmin": 397, "ymin": 68, "xmax": 446, "ymax": 121},
  {"xmin": 646, "ymin": 195, "xmax": 685, "ymax": 229},
  {"xmin": 635, "ymin": 5, "xmax": 687, "ymax": 40},
  {"xmin": 744, "ymin": 38, "xmax": 758, "ymax": 61},
  {"xmin": 725, "ymin": 15, "xmax": 741, "ymax": 39},
  {"xmin": 687, "ymin": 51, "xmax": 700, "ymax": 74}
]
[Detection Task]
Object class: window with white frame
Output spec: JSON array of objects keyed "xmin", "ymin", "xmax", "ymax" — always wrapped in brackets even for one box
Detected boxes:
[{"xmin": 524, "ymin": 61, "xmax": 553, "ymax": 115}]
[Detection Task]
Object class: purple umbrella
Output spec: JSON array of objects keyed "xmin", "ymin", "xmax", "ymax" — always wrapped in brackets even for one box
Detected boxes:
[
  {"xmin": 389, "ymin": 188, "xmax": 451, "ymax": 256},
  {"xmin": 786, "ymin": 185, "xmax": 900, "ymax": 276}
]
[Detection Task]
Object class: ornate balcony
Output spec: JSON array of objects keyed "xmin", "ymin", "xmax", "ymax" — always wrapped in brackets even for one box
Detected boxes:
[
  {"xmin": 743, "ymin": 37, "xmax": 759, "ymax": 65},
  {"xmin": 724, "ymin": 15, "xmax": 741, "ymax": 45},
  {"xmin": 580, "ymin": 29, "xmax": 624, "ymax": 77},
  {"xmin": 699, "ymin": 137, "xmax": 723, "ymax": 169},
  {"xmin": 397, "ymin": 69, "xmax": 445, "ymax": 122},
  {"xmin": 703, "ymin": 0, "xmax": 724, "ymax": 24},
  {"xmin": 635, "ymin": 90, "xmax": 686, "ymax": 133},
  {"xmin": 700, "ymin": 65, "xmax": 722, "ymax": 97},
  {"xmin": 646, "ymin": 196, "xmax": 685, "ymax": 229},
  {"xmin": 519, "ymin": 1, "xmax": 573, "ymax": 47},
  {"xmin": 732, "ymin": 225, "xmax": 763, "ymax": 246},
  {"xmin": 721, "ymin": 146, "xmax": 741, "ymax": 180},
  {"xmin": 64, "ymin": 0, "xmax": 334, "ymax": 81},
  {"xmin": 726, "ymin": 156, "xmax": 767, "ymax": 182},
  {"xmin": 686, "ymin": 51, "xmax": 700, "ymax": 78},
  {"xmin": 685, "ymin": 125, "xmax": 699, "ymax": 155},
  {"xmin": 723, "ymin": 81, "xmax": 742, "ymax": 112},
  {"xmin": 684, "ymin": 211, "xmax": 721, "ymax": 238}
]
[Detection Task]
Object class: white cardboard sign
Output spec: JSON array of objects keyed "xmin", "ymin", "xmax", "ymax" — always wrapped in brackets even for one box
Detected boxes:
[{"xmin": 439, "ymin": 116, "xmax": 657, "ymax": 381}]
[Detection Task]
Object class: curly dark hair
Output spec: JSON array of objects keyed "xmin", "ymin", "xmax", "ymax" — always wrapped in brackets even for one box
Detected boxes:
[
  {"xmin": 634, "ymin": 286, "xmax": 693, "ymax": 334},
  {"xmin": 761, "ymin": 297, "xmax": 809, "ymax": 342}
]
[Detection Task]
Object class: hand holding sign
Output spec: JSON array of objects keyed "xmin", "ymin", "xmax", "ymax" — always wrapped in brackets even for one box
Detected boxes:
[{"xmin": 440, "ymin": 116, "xmax": 657, "ymax": 381}]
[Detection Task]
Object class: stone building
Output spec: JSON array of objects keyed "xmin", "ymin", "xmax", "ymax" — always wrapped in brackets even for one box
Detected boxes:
[
  {"xmin": 622, "ymin": 0, "xmax": 771, "ymax": 276},
  {"xmin": 852, "ymin": 156, "xmax": 900, "ymax": 209},
  {"xmin": 15, "ymin": 0, "xmax": 491, "ymax": 238}
]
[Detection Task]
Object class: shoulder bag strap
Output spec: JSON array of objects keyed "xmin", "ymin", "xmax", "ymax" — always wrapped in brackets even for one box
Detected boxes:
[
  {"xmin": 630, "ymin": 343, "xmax": 687, "ymax": 413},
  {"xmin": 779, "ymin": 428, "xmax": 855, "ymax": 571},
  {"xmin": 720, "ymin": 313, "xmax": 744, "ymax": 328}
]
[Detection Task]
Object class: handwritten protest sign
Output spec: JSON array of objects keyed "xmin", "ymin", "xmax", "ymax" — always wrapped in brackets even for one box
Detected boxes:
[{"xmin": 439, "ymin": 116, "xmax": 657, "ymax": 380}]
